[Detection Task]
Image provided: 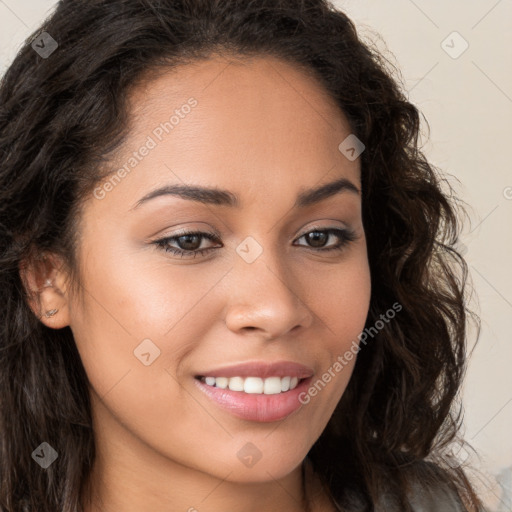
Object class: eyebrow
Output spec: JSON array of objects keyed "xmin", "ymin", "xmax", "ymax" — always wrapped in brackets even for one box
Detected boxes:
[{"xmin": 130, "ymin": 176, "xmax": 360, "ymax": 211}]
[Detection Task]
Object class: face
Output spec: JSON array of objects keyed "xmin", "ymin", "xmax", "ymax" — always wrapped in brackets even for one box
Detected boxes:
[{"xmin": 52, "ymin": 55, "xmax": 371, "ymax": 485}]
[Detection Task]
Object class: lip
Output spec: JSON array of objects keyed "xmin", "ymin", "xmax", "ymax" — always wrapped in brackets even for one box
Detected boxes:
[
  {"xmin": 195, "ymin": 360, "xmax": 314, "ymax": 379},
  {"xmin": 194, "ymin": 375, "xmax": 313, "ymax": 422}
]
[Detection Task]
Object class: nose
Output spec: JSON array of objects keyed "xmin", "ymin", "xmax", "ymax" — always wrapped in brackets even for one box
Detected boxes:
[{"xmin": 223, "ymin": 247, "xmax": 314, "ymax": 341}]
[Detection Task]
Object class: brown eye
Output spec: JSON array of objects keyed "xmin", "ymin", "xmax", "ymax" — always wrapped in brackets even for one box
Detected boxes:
[
  {"xmin": 304, "ymin": 231, "xmax": 329, "ymax": 248},
  {"xmin": 294, "ymin": 228, "xmax": 358, "ymax": 253},
  {"xmin": 175, "ymin": 234, "xmax": 203, "ymax": 251},
  {"xmin": 153, "ymin": 230, "xmax": 220, "ymax": 258}
]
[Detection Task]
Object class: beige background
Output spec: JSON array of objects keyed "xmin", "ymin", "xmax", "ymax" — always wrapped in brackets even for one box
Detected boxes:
[{"xmin": 1, "ymin": 0, "xmax": 510, "ymax": 510}]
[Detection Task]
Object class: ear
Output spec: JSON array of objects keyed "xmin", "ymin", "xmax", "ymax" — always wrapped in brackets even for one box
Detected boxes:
[{"xmin": 18, "ymin": 251, "xmax": 71, "ymax": 329}]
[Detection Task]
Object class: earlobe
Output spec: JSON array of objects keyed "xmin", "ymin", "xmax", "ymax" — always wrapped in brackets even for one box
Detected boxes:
[
  {"xmin": 43, "ymin": 308, "xmax": 59, "ymax": 318},
  {"xmin": 18, "ymin": 252, "xmax": 71, "ymax": 329}
]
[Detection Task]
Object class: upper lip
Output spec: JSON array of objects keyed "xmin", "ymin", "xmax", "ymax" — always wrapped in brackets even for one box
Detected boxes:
[{"xmin": 196, "ymin": 360, "xmax": 314, "ymax": 379}]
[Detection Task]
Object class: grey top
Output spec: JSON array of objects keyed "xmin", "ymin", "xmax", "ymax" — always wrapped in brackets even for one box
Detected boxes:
[
  {"xmin": 303, "ymin": 456, "xmax": 470, "ymax": 511},
  {"xmin": 375, "ymin": 479, "xmax": 469, "ymax": 512},
  {"xmin": 407, "ymin": 480, "xmax": 468, "ymax": 512}
]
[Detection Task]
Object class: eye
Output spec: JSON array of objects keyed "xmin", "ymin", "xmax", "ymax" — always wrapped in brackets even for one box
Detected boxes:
[
  {"xmin": 153, "ymin": 230, "xmax": 221, "ymax": 259},
  {"xmin": 152, "ymin": 227, "xmax": 358, "ymax": 259},
  {"xmin": 294, "ymin": 227, "xmax": 358, "ymax": 253}
]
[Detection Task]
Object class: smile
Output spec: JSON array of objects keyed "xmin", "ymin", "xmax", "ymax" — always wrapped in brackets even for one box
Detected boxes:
[
  {"xmin": 194, "ymin": 375, "xmax": 313, "ymax": 422},
  {"xmin": 196, "ymin": 375, "xmax": 301, "ymax": 394}
]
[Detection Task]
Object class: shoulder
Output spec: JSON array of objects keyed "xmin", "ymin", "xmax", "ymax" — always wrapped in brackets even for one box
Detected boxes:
[
  {"xmin": 403, "ymin": 459, "xmax": 470, "ymax": 512},
  {"xmin": 406, "ymin": 479, "xmax": 468, "ymax": 512},
  {"xmin": 375, "ymin": 460, "xmax": 470, "ymax": 512}
]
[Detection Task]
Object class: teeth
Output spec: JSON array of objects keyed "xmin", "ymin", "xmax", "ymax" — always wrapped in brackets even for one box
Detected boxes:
[
  {"xmin": 228, "ymin": 376, "xmax": 244, "ymax": 391},
  {"xmin": 200, "ymin": 375, "xmax": 302, "ymax": 394},
  {"xmin": 215, "ymin": 377, "xmax": 228, "ymax": 389},
  {"xmin": 244, "ymin": 376, "xmax": 264, "ymax": 394},
  {"xmin": 205, "ymin": 377, "xmax": 216, "ymax": 386},
  {"xmin": 263, "ymin": 376, "xmax": 282, "ymax": 394}
]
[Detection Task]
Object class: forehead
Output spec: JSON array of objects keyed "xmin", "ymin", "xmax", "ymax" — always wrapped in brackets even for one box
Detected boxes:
[
  {"xmin": 130, "ymin": 53, "xmax": 343, "ymax": 124},
  {"xmin": 124, "ymin": 53, "xmax": 354, "ymax": 153},
  {"xmin": 97, "ymin": 54, "xmax": 361, "ymax": 211}
]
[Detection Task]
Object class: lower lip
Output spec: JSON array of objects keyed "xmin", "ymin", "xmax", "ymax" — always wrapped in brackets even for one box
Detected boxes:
[{"xmin": 194, "ymin": 377, "xmax": 313, "ymax": 422}]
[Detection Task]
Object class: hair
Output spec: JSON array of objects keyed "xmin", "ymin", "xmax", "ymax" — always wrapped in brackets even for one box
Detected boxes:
[{"xmin": 0, "ymin": 0, "xmax": 484, "ymax": 510}]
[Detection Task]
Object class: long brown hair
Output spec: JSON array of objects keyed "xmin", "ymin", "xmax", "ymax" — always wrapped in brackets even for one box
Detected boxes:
[{"xmin": 0, "ymin": 0, "xmax": 483, "ymax": 510}]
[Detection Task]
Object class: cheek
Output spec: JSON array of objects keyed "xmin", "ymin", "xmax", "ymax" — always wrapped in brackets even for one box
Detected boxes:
[
  {"xmin": 70, "ymin": 236, "xmax": 225, "ymax": 356},
  {"xmin": 68, "ymin": 250, "xmax": 218, "ymax": 472},
  {"xmin": 68, "ymin": 241, "xmax": 237, "ymax": 442},
  {"xmin": 312, "ymin": 247, "xmax": 372, "ymax": 344},
  {"xmin": 287, "ymin": 246, "xmax": 371, "ymax": 418}
]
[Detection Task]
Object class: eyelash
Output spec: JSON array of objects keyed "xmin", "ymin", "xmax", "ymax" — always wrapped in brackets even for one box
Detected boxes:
[{"xmin": 153, "ymin": 227, "xmax": 358, "ymax": 259}]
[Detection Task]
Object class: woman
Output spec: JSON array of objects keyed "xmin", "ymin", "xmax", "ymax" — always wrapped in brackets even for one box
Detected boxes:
[{"xmin": 0, "ymin": 0, "xmax": 483, "ymax": 510}]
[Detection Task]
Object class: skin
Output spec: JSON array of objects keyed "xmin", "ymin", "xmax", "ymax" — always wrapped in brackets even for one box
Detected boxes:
[{"xmin": 27, "ymin": 54, "xmax": 371, "ymax": 511}]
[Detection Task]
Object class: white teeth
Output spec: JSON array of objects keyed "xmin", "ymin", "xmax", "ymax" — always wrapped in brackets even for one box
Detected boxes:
[
  {"xmin": 263, "ymin": 376, "xmax": 282, "ymax": 394},
  {"xmin": 281, "ymin": 376, "xmax": 291, "ymax": 392},
  {"xmin": 244, "ymin": 377, "xmax": 264, "ymax": 394},
  {"xmin": 205, "ymin": 376, "xmax": 216, "ymax": 386},
  {"xmin": 215, "ymin": 377, "xmax": 229, "ymax": 389},
  {"xmin": 201, "ymin": 375, "xmax": 302, "ymax": 394},
  {"xmin": 228, "ymin": 376, "xmax": 244, "ymax": 391}
]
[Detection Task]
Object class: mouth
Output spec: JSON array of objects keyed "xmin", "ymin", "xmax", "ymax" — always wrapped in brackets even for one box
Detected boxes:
[
  {"xmin": 192, "ymin": 359, "xmax": 315, "ymax": 422},
  {"xmin": 193, "ymin": 374, "xmax": 313, "ymax": 423},
  {"xmin": 194, "ymin": 375, "xmax": 307, "ymax": 395}
]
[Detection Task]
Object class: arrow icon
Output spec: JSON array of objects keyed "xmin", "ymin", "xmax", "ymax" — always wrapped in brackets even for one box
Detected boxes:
[
  {"xmin": 31, "ymin": 442, "xmax": 58, "ymax": 468},
  {"xmin": 134, "ymin": 339, "xmax": 161, "ymax": 366},
  {"xmin": 338, "ymin": 134, "xmax": 365, "ymax": 161},
  {"xmin": 31, "ymin": 32, "xmax": 58, "ymax": 59},
  {"xmin": 440, "ymin": 31, "xmax": 469, "ymax": 59},
  {"xmin": 237, "ymin": 442, "xmax": 263, "ymax": 467},
  {"xmin": 236, "ymin": 237, "xmax": 263, "ymax": 263}
]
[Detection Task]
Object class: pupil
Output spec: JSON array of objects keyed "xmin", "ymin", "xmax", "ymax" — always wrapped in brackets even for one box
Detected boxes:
[
  {"xmin": 308, "ymin": 231, "xmax": 327, "ymax": 247},
  {"xmin": 180, "ymin": 235, "xmax": 200, "ymax": 250}
]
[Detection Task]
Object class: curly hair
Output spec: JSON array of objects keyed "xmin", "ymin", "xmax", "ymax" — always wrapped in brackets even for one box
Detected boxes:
[{"xmin": 0, "ymin": 0, "xmax": 483, "ymax": 510}]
